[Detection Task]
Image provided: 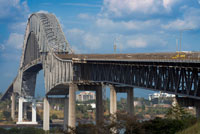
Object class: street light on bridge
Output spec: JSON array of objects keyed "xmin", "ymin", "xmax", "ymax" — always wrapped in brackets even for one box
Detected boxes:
[{"xmin": 179, "ymin": 28, "xmax": 192, "ymax": 52}]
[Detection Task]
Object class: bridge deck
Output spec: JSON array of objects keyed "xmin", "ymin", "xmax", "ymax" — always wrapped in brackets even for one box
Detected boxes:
[{"xmin": 57, "ymin": 52, "xmax": 200, "ymax": 63}]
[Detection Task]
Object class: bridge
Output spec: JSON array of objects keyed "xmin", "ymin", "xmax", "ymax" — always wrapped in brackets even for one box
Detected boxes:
[{"xmin": 1, "ymin": 13, "xmax": 200, "ymax": 131}]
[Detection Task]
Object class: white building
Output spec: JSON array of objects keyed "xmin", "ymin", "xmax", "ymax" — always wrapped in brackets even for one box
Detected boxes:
[
  {"xmin": 149, "ymin": 92, "xmax": 175, "ymax": 101},
  {"xmin": 76, "ymin": 91, "xmax": 96, "ymax": 102}
]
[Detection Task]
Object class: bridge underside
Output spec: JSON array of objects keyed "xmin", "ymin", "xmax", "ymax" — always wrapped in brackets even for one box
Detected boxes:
[{"xmin": 69, "ymin": 55, "xmax": 200, "ymax": 99}]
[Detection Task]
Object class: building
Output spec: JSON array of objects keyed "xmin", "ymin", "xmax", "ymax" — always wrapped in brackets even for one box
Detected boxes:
[
  {"xmin": 149, "ymin": 92, "xmax": 175, "ymax": 104},
  {"xmin": 76, "ymin": 91, "xmax": 96, "ymax": 102},
  {"xmin": 149, "ymin": 92, "xmax": 175, "ymax": 101}
]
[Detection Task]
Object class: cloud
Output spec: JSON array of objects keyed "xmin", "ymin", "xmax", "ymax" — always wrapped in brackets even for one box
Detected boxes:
[
  {"xmin": 163, "ymin": 0, "xmax": 177, "ymax": 11},
  {"xmin": 0, "ymin": 0, "xmax": 29, "ymax": 19},
  {"xmin": 96, "ymin": 18, "xmax": 161, "ymax": 32},
  {"xmin": 37, "ymin": 10, "xmax": 49, "ymax": 14},
  {"xmin": 0, "ymin": 45, "xmax": 5, "ymax": 50},
  {"xmin": 66, "ymin": 28, "xmax": 101, "ymax": 50},
  {"xmin": 83, "ymin": 34, "xmax": 101, "ymax": 49},
  {"xmin": 102, "ymin": 0, "xmax": 179, "ymax": 16},
  {"xmin": 127, "ymin": 38, "xmax": 147, "ymax": 48},
  {"xmin": 78, "ymin": 13, "xmax": 92, "ymax": 20},
  {"xmin": 61, "ymin": 3, "xmax": 101, "ymax": 8},
  {"xmin": 162, "ymin": 8, "xmax": 200, "ymax": 30},
  {"xmin": 2, "ymin": 33, "xmax": 24, "ymax": 50},
  {"xmin": 10, "ymin": 22, "xmax": 27, "ymax": 32},
  {"xmin": 1, "ymin": 52, "xmax": 21, "ymax": 61}
]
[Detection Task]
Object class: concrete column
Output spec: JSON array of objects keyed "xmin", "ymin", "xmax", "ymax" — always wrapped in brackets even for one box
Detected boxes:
[
  {"xmin": 23, "ymin": 103, "xmax": 27, "ymax": 120},
  {"xmin": 110, "ymin": 85, "xmax": 117, "ymax": 115},
  {"xmin": 127, "ymin": 88, "xmax": 134, "ymax": 116},
  {"xmin": 96, "ymin": 86, "xmax": 103, "ymax": 124},
  {"xmin": 32, "ymin": 100, "xmax": 37, "ymax": 123},
  {"xmin": 43, "ymin": 97, "xmax": 50, "ymax": 131},
  {"xmin": 196, "ymin": 106, "xmax": 200, "ymax": 119},
  {"xmin": 195, "ymin": 101, "xmax": 200, "ymax": 119},
  {"xmin": 64, "ymin": 96, "xmax": 69, "ymax": 130},
  {"xmin": 18, "ymin": 97, "xmax": 23, "ymax": 123},
  {"xmin": 11, "ymin": 93, "xmax": 15, "ymax": 120},
  {"xmin": 68, "ymin": 84, "xmax": 76, "ymax": 129}
]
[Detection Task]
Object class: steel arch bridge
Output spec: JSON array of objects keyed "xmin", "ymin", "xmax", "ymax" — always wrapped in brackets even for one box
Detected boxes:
[{"xmin": 2, "ymin": 13, "xmax": 200, "ymax": 130}]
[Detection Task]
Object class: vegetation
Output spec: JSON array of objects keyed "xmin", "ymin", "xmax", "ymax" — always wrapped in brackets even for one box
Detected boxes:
[
  {"xmin": 176, "ymin": 121, "xmax": 200, "ymax": 134},
  {"xmin": 0, "ymin": 127, "xmax": 45, "ymax": 134}
]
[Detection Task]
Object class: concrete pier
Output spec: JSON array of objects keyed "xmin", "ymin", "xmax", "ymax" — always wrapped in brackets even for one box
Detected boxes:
[
  {"xmin": 110, "ymin": 85, "xmax": 117, "ymax": 115},
  {"xmin": 11, "ymin": 93, "xmax": 15, "ymax": 120},
  {"xmin": 23, "ymin": 103, "xmax": 27, "ymax": 120},
  {"xmin": 17, "ymin": 97, "xmax": 38, "ymax": 124},
  {"xmin": 64, "ymin": 96, "xmax": 69, "ymax": 130},
  {"xmin": 17, "ymin": 97, "xmax": 23, "ymax": 123},
  {"xmin": 196, "ymin": 106, "xmax": 200, "ymax": 119},
  {"xmin": 43, "ymin": 97, "xmax": 50, "ymax": 131},
  {"xmin": 96, "ymin": 86, "xmax": 103, "ymax": 124},
  {"xmin": 32, "ymin": 100, "xmax": 37, "ymax": 123},
  {"xmin": 68, "ymin": 84, "xmax": 76, "ymax": 129},
  {"xmin": 127, "ymin": 88, "xmax": 134, "ymax": 116}
]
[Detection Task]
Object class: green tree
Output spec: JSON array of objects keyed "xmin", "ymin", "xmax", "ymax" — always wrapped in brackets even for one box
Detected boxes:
[
  {"xmin": 3, "ymin": 110, "xmax": 11, "ymax": 121},
  {"xmin": 165, "ymin": 104, "xmax": 191, "ymax": 120}
]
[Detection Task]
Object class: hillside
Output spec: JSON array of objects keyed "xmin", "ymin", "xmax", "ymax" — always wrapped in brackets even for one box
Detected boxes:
[{"xmin": 176, "ymin": 121, "xmax": 200, "ymax": 134}]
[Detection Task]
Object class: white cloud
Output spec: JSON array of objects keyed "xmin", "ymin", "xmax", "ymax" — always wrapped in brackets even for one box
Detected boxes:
[
  {"xmin": 162, "ymin": 8, "xmax": 200, "ymax": 30},
  {"xmin": 10, "ymin": 22, "xmax": 27, "ymax": 32},
  {"xmin": 3, "ymin": 33, "xmax": 24, "ymax": 50},
  {"xmin": 102, "ymin": 0, "xmax": 179, "ymax": 16},
  {"xmin": 66, "ymin": 28, "xmax": 102, "ymax": 51},
  {"xmin": 163, "ymin": 0, "xmax": 177, "ymax": 11},
  {"xmin": 37, "ymin": 10, "xmax": 49, "ymax": 14},
  {"xmin": 1, "ymin": 52, "xmax": 21, "ymax": 61},
  {"xmin": 61, "ymin": 3, "xmax": 101, "ymax": 8},
  {"xmin": 68, "ymin": 28, "xmax": 85, "ymax": 35},
  {"xmin": 78, "ymin": 13, "xmax": 92, "ymax": 20},
  {"xmin": 96, "ymin": 18, "xmax": 161, "ymax": 32},
  {"xmin": 0, "ymin": 0, "xmax": 29, "ymax": 19},
  {"xmin": 0, "ymin": 45, "xmax": 5, "ymax": 50},
  {"xmin": 83, "ymin": 34, "xmax": 101, "ymax": 49},
  {"xmin": 127, "ymin": 38, "xmax": 147, "ymax": 48}
]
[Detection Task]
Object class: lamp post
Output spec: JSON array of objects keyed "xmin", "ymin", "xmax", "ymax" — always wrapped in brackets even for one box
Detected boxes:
[{"xmin": 179, "ymin": 28, "xmax": 192, "ymax": 52}]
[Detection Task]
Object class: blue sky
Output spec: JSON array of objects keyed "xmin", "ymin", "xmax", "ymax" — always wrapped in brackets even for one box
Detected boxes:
[{"xmin": 1, "ymin": 0, "xmax": 200, "ymax": 98}]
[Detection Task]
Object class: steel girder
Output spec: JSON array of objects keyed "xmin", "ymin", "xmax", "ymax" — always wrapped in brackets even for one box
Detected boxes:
[{"xmin": 74, "ymin": 62, "xmax": 200, "ymax": 99}]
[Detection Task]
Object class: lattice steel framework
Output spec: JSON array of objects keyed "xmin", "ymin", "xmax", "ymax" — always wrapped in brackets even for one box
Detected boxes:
[{"xmin": 74, "ymin": 61, "xmax": 200, "ymax": 99}]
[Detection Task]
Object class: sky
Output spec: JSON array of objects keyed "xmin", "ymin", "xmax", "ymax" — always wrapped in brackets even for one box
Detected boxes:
[{"xmin": 1, "ymin": 0, "xmax": 200, "ymax": 98}]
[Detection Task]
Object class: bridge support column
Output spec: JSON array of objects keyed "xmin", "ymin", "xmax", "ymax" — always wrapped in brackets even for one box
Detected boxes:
[
  {"xmin": 127, "ymin": 88, "xmax": 134, "ymax": 116},
  {"xmin": 43, "ymin": 97, "xmax": 50, "ymax": 131},
  {"xmin": 11, "ymin": 93, "xmax": 15, "ymax": 120},
  {"xmin": 195, "ymin": 101, "xmax": 200, "ymax": 119},
  {"xmin": 96, "ymin": 85, "xmax": 103, "ymax": 124},
  {"xmin": 196, "ymin": 106, "xmax": 200, "ymax": 119},
  {"xmin": 17, "ymin": 97, "xmax": 38, "ymax": 124},
  {"xmin": 17, "ymin": 97, "xmax": 23, "ymax": 123},
  {"xmin": 32, "ymin": 100, "xmax": 37, "ymax": 123},
  {"xmin": 68, "ymin": 84, "xmax": 76, "ymax": 129},
  {"xmin": 64, "ymin": 96, "xmax": 69, "ymax": 131},
  {"xmin": 110, "ymin": 85, "xmax": 117, "ymax": 115},
  {"xmin": 23, "ymin": 103, "xmax": 27, "ymax": 120}
]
